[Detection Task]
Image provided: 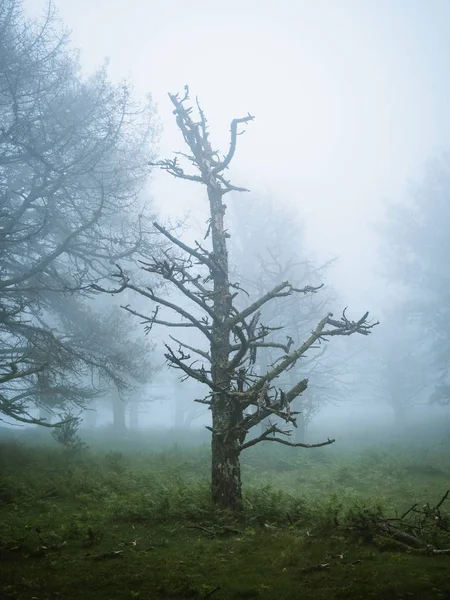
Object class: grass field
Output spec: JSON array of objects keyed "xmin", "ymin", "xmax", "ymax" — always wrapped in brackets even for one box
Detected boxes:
[{"xmin": 1, "ymin": 423, "xmax": 450, "ymax": 599}]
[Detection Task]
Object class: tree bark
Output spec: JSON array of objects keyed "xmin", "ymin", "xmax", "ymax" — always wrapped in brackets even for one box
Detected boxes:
[
  {"xmin": 208, "ymin": 184, "xmax": 244, "ymax": 511},
  {"xmin": 211, "ymin": 430, "xmax": 242, "ymax": 512}
]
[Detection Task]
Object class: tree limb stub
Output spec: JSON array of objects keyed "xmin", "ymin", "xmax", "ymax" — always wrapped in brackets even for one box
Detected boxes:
[{"xmin": 212, "ymin": 114, "xmax": 255, "ymax": 174}]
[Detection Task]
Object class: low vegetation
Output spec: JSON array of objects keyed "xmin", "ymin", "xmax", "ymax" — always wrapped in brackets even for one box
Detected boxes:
[{"xmin": 1, "ymin": 425, "xmax": 450, "ymax": 599}]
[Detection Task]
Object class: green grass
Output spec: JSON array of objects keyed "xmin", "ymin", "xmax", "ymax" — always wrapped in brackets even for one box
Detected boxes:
[{"xmin": 1, "ymin": 425, "xmax": 450, "ymax": 599}]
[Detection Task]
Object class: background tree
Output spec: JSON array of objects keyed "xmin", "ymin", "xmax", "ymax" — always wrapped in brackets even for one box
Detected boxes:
[
  {"xmin": 352, "ymin": 308, "xmax": 430, "ymax": 427},
  {"xmin": 379, "ymin": 154, "xmax": 450, "ymax": 406},
  {"xmin": 172, "ymin": 375, "xmax": 208, "ymax": 430},
  {"xmin": 228, "ymin": 195, "xmax": 353, "ymax": 441},
  {"xmin": 0, "ymin": 0, "xmax": 159, "ymax": 424},
  {"xmin": 36, "ymin": 300, "xmax": 157, "ymax": 430},
  {"xmin": 98, "ymin": 88, "xmax": 377, "ymax": 513}
]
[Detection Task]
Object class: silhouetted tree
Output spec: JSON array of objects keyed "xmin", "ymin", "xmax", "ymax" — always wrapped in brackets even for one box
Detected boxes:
[
  {"xmin": 380, "ymin": 155, "xmax": 450, "ymax": 406},
  {"xmin": 354, "ymin": 309, "xmax": 429, "ymax": 425}
]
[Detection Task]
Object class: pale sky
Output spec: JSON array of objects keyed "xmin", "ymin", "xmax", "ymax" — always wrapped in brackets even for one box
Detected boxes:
[{"xmin": 25, "ymin": 0, "xmax": 450, "ymax": 315}]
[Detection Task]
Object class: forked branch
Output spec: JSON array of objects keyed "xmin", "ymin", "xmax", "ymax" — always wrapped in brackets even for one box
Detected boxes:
[{"xmin": 213, "ymin": 114, "xmax": 255, "ymax": 174}]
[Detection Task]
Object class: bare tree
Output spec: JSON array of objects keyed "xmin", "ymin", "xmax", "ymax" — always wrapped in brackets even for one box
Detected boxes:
[
  {"xmin": 53, "ymin": 300, "xmax": 156, "ymax": 427},
  {"xmin": 354, "ymin": 308, "xmax": 431, "ymax": 426},
  {"xmin": 380, "ymin": 154, "xmax": 450, "ymax": 408},
  {"xmin": 97, "ymin": 88, "xmax": 378, "ymax": 513}
]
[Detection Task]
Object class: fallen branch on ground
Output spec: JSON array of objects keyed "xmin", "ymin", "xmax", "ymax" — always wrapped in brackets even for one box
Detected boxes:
[{"xmin": 348, "ymin": 490, "xmax": 450, "ymax": 554}]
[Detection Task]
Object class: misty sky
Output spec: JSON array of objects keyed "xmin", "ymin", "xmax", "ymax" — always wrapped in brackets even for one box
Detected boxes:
[{"xmin": 25, "ymin": 0, "xmax": 450, "ymax": 314}]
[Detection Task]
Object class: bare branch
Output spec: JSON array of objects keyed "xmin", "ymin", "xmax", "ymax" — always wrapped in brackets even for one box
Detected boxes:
[
  {"xmin": 126, "ymin": 284, "xmax": 213, "ymax": 340},
  {"xmin": 148, "ymin": 157, "xmax": 204, "ymax": 183},
  {"xmin": 0, "ymin": 198, "xmax": 104, "ymax": 290},
  {"xmin": 0, "ymin": 363, "xmax": 47, "ymax": 385},
  {"xmin": 227, "ymin": 324, "xmax": 248, "ymax": 371},
  {"xmin": 249, "ymin": 310, "xmax": 375, "ymax": 394},
  {"xmin": 94, "ymin": 266, "xmax": 213, "ymax": 340},
  {"xmin": 213, "ymin": 114, "xmax": 255, "ymax": 174},
  {"xmin": 284, "ymin": 377, "xmax": 309, "ymax": 404},
  {"xmin": 121, "ymin": 305, "xmax": 198, "ymax": 330},
  {"xmin": 239, "ymin": 423, "xmax": 335, "ymax": 452},
  {"xmin": 169, "ymin": 335, "xmax": 211, "ymax": 362},
  {"xmin": 164, "ymin": 344, "xmax": 216, "ymax": 389},
  {"xmin": 230, "ymin": 282, "xmax": 322, "ymax": 326},
  {"xmin": 152, "ymin": 221, "xmax": 216, "ymax": 271}
]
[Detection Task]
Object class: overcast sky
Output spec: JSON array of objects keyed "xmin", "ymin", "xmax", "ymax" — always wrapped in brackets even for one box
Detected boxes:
[{"xmin": 25, "ymin": 0, "xmax": 450, "ymax": 315}]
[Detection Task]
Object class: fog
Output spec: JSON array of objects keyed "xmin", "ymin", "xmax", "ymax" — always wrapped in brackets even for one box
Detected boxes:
[
  {"xmin": 25, "ymin": 0, "xmax": 450, "ymax": 311},
  {"xmin": 3, "ymin": 0, "xmax": 450, "ymax": 437}
]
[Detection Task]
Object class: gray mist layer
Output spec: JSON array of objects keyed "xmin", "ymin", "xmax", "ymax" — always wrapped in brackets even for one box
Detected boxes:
[{"xmin": 6, "ymin": 0, "xmax": 450, "ymax": 438}]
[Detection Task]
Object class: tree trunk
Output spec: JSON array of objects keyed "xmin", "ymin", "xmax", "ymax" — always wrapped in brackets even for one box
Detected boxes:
[
  {"xmin": 209, "ymin": 184, "xmax": 244, "ymax": 512},
  {"xmin": 211, "ymin": 430, "xmax": 242, "ymax": 512},
  {"xmin": 112, "ymin": 389, "xmax": 127, "ymax": 433}
]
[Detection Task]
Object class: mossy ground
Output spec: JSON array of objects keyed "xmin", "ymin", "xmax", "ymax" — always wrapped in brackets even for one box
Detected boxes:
[{"xmin": 1, "ymin": 425, "xmax": 450, "ymax": 599}]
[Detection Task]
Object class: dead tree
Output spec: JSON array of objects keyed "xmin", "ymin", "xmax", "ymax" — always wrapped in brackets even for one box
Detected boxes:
[{"xmin": 96, "ymin": 87, "xmax": 378, "ymax": 513}]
